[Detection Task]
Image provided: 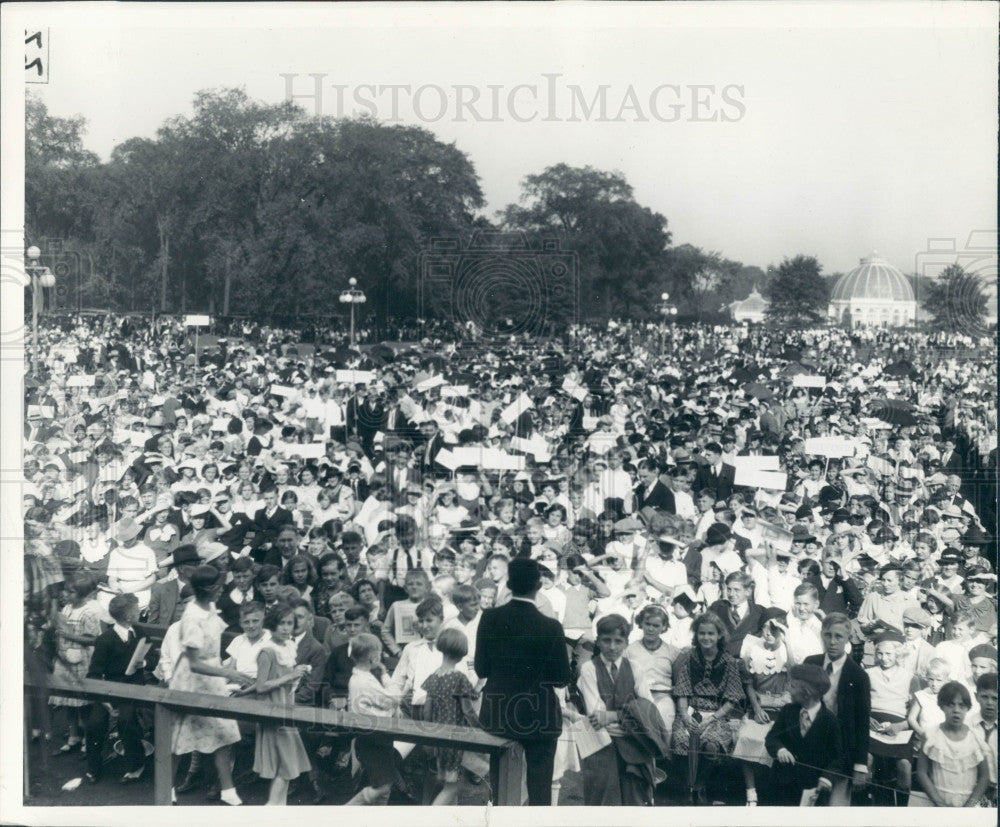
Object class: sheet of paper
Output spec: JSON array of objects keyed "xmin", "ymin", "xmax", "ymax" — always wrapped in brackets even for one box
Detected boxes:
[
  {"xmin": 732, "ymin": 455, "xmax": 780, "ymax": 473},
  {"xmin": 500, "ymin": 392, "xmax": 534, "ymax": 424},
  {"xmin": 66, "ymin": 374, "xmax": 96, "ymax": 388},
  {"xmin": 570, "ymin": 716, "xmax": 613, "ymax": 760},
  {"xmin": 124, "ymin": 637, "xmax": 153, "ymax": 676},
  {"xmin": 804, "ymin": 437, "xmax": 856, "ymax": 458},
  {"xmin": 393, "ymin": 601, "xmax": 420, "ymax": 645},
  {"xmin": 733, "ymin": 468, "xmax": 787, "ymax": 490},
  {"xmin": 792, "ymin": 374, "xmax": 826, "ymax": 388},
  {"xmin": 335, "ymin": 369, "xmax": 376, "ymax": 385},
  {"xmin": 759, "ymin": 521, "xmax": 794, "ymax": 553},
  {"xmin": 269, "ymin": 384, "xmax": 297, "ymax": 397}
]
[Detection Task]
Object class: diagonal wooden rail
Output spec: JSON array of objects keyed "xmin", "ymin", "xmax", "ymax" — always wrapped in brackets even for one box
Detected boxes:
[{"xmin": 25, "ymin": 671, "xmax": 524, "ymax": 806}]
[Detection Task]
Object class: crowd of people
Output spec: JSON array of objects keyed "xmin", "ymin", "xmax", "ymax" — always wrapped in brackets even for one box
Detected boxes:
[{"xmin": 22, "ymin": 310, "xmax": 998, "ymax": 808}]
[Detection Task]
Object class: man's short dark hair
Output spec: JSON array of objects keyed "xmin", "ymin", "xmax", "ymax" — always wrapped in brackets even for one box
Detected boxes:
[{"xmin": 507, "ymin": 557, "xmax": 542, "ymax": 597}]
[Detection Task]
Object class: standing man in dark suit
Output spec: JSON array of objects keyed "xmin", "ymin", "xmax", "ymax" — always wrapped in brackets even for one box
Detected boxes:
[
  {"xmin": 633, "ymin": 459, "xmax": 675, "ymax": 514},
  {"xmin": 84, "ymin": 593, "xmax": 146, "ymax": 784},
  {"xmin": 475, "ymin": 558, "xmax": 572, "ymax": 805},
  {"xmin": 250, "ymin": 487, "xmax": 293, "ymax": 561},
  {"xmin": 415, "ymin": 419, "xmax": 447, "ymax": 479},
  {"xmin": 804, "ymin": 612, "xmax": 870, "ymax": 806},
  {"xmin": 694, "ymin": 443, "xmax": 736, "ymax": 502}
]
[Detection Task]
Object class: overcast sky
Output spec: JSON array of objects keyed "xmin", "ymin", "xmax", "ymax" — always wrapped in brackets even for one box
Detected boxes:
[{"xmin": 21, "ymin": 2, "xmax": 999, "ymax": 276}]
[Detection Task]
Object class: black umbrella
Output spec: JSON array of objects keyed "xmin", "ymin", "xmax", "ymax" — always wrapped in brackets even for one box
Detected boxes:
[
  {"xmin": 883, "ymin": 360, "xmax": 916, "ymax": 379},
  {"xmin": 743, "ymin": 382, "xmax": 775, "ymax": 401},
  {"xmin": 870, "ymin": 398, "xmax": 919, "ymax": 427}
]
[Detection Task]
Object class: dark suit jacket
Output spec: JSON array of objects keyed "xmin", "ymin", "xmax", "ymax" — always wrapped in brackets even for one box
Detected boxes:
[
  {"xmin": 694, "ymin": 462, "xmax": 736, "ymax": 501},
  {"xmin": 804, "ymin": 653, "xmax": 870, "ymax": 770},
  {"xmin": 816, "ymin": 575, "xmax": 863, "ymax": 618},
  {"xmin": 295, "ymin": 632, "xmax": 329, "ymax": 706},
  {"xmin": 634, "ymin": 480, "xmax": 675, "ymax": 514},
  {"xmin": 475, "ymin": 598, "xmax": 571, "ymax": 741},
  {"xmin": 709, "ymin": 599, "xmax": 764, "ymax": 657},
  {"xmin": 765, "ymin": 702, "xmax": 843, "ymax": 791},
  {"xmin": 87, "ymin": 626, "xmax": 144, "ymax": 685},
  {"xmin": 323, "ymin": 641, "xmax": 354, "ymax": 701}
]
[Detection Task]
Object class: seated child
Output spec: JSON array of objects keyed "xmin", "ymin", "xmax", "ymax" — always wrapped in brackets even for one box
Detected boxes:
[
  {"xmin": 867, "ymin": 630, "xmax": 914, "ymax": 800},
  {"xmin": 784, "ymin": 584, "xmax": 824, "ymax": 666},
  {"xmin": 907, "ymin": 657, "xmax": 950, "ymax": 751},
  {"xmin": 734, "ymin": 610, "xmax": 791, "ymax": 806},
  {"xmin": 764, "ymin": 663, "xmax": 842, "ymax": 805}
]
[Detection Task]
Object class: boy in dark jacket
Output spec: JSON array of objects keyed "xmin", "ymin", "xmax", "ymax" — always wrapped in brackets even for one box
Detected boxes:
[
  {"xmin": 85, "ymin": 593, "xmax": 146, "ymax": 784},
  {"xmin": 765, "ymin": 663, "xmax": 843, "ymax": 805}
]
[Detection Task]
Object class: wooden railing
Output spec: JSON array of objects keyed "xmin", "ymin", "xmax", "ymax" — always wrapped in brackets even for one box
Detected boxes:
[{"xmin": 25, "ymin": 672, "xmax": 524, "ymax": 806}]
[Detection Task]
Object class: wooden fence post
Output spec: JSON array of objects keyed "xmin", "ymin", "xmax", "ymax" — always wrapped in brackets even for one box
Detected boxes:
[
  {"xmin": 492, "ymin": 741, "xmax": 524, "ymax": 806},
  {"xmin": 153, "ymin": 703, "xmax": 174, "ymax": 805}
]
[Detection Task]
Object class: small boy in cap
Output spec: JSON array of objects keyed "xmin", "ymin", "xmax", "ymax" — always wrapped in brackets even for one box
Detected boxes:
[
  {"xmin": 897, "ymin": 606, "xmax": 937, "ymax": 677},
  {"xmin": 764, "ymin": 663, "xmax": 842, "ymax": 805}
]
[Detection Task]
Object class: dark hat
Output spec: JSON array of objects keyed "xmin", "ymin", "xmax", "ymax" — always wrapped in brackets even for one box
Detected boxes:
[
  {"xmin": 790, "ymin": 524, "xmax": 816, "ymax": 544},
  {"xmin": 962, "ymin": 526, "xmax": 992, "ymax": 546},
  {"xmin": 788, "ymin": 663, "xmax": 831, "ymax": 698},
  {"xmin": 831, "ymin": 508, "xmax": 852, "ymax": 524},
  {"xmin": 705, "ymin": 522, "xmax": 731, "ymax": 546},
  {"xmin": 671, "ymin": 592, "xmax": 697, "ymax": 614},
  {"xmin": 873, "ymin": 629, "xmax": 906, "ymax": 645},
  {"xmin": 758, "ymin": 606, "xmax": 789, "ymax": 634},
  {"xmin": 968, "ymin": 644, "xmax": 998, "ymax": 662},
  {"xmin": 938, "ymin": 550, "xmax": 963, "ymax": 566}
]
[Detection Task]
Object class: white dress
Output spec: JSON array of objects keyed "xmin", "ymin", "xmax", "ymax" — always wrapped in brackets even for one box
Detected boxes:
[
  {"xmin": 914, "ymin": 725, "xmax": 988, "ymax": 807},
  {"xmin": 169, "ymin": 602, "xmax": 242, "ymax": 755}
]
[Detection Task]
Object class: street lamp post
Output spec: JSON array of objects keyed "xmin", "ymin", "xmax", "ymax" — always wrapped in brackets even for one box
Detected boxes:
[
  {"xmin": 26, "ymin": 245, "xmax": 56, "ymax": 376},
  {"xmin": 338, "ymin": 277, "xmax": 366, "ymax": 347},
  {"xmin": 659, "ymin": 291, "xmax": 677, "ymax": 348}
]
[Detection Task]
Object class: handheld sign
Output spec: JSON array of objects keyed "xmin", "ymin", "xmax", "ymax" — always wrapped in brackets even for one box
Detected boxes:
[
  {"xmin": 184, "ymin": 315, "xmax": 211, "ymax": 327},
  {"xmin": 804, "ymin": 437, "xmax": 856, "ymax": 458},
  {"xmin": 500, "ymin": 392, "xmax": 534, "ymax": 425},
  {"xmin": 732, "ymin": 455, "xmax": 780, "ymax": 473},
  {"xmin": 733, "ymin": 468, "xmax": 788, "ymax": 490},
  {"xmin": 792, "ymin": 375, "xmax": 826, "ymax": 389}
]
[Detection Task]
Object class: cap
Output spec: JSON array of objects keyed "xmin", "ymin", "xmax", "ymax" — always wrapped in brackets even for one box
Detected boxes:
[
  {"xmin": 788, "ymin": 663, "xmax": 831, "ymax": 698},
  {"xmin": 873, "ymin": 629, "xmax": 905, "ymax": 645},
  {"xmin": 902, "ymin": 606, "xmax": 933, "ymax": 628}
]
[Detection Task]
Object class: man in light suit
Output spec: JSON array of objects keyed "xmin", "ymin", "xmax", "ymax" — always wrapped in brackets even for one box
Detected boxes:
[{"xmin": 475, "ymin": 558, "xmax": 572, "ymax": 805}]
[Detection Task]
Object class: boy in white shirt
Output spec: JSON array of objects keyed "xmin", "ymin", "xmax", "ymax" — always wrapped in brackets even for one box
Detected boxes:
[
  {"xmin": 387, "ymin": 596, "xmax": 444, "ymax": 714},
  {"xmin": 785, "ymin": 584, "xmax": 824, "ymax": 666}
]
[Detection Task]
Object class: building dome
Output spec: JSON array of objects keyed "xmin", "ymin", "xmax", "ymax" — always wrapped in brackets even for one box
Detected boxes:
[
  {"xmin": 831, "ymin": 252, "xmax": 915, "ymax": 302},
  {"xmin": 828, "ymin": 251, "xmax": 917, "ymax": 328}
]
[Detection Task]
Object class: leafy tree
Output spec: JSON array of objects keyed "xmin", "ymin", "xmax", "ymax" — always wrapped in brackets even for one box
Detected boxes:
[
  {"xmin": 764, "ymin": 255, "xmax": 829, "ymax": 327},
  {"xmin": 921, "ymin": 263, "xmax": 990, "ymax": 333},
  {"xmin": 500, "ymin": 164, "xmax": 671, "ymax": 319}
]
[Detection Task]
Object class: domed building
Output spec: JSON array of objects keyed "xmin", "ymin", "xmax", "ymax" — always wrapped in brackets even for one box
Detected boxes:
[
  {"xmin": 725, "ymin": 286, "xmax": 769, "ymax": 324},
  {"xmin": 828, "ymin": 251, "xmax": 917, "ymax": 328}
]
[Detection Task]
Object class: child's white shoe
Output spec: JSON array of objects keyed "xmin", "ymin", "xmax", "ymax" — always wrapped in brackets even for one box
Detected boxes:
[{"xmin": 219, "ymin": 788, "xmax": 242, "ymax": 806}]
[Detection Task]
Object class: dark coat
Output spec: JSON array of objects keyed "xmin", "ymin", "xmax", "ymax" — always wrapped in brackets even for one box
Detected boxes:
[
  {"xmin": 634, "ymin": 480, "xmax": 676, "ymax": 514},
  {"xmin": 804, "ymin": 653, "xmax": 870, "ymax": 770},
  {"xmin": 708, "ymin": 599, "xmax": 765, "ymax": 657},
  {"xmin": 765, "ymin": 702, "xmax": 844, "ymax": 793},
  {"xmin": 475, "ymin": 598, "xmax": 571, "ymax": 741}
]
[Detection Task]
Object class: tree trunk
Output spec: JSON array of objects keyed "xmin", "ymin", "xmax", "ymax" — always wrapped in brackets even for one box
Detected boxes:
[
  {"xmin": 159, "ymin": 229, "xmax": 170, "ymax": 312},
  {"xmin": 222, "ymin": 253, "xmax": 232, "ymax": 316}
]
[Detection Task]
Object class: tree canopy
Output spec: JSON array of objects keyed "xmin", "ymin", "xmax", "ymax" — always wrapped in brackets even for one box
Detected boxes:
[
  {"xmin": 764, "ymin": 255, "xmax": 829, "ymax": 327},
  {"xmin": 26, "ymin": 88, "xmax": 802, "ymax": 330},
  {"xmin": 921, "ymin": 263, "xmax": 991, "ymax": 335}
]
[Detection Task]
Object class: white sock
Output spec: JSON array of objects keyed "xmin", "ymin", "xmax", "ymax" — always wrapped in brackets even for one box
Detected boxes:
[
  {"xmin": 746, "ymin": 788, "xmax": 758, "ymax": 802},
  {"xmin": 220, "ymin": 787, "xmax": 242, "ymax": 805}
]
